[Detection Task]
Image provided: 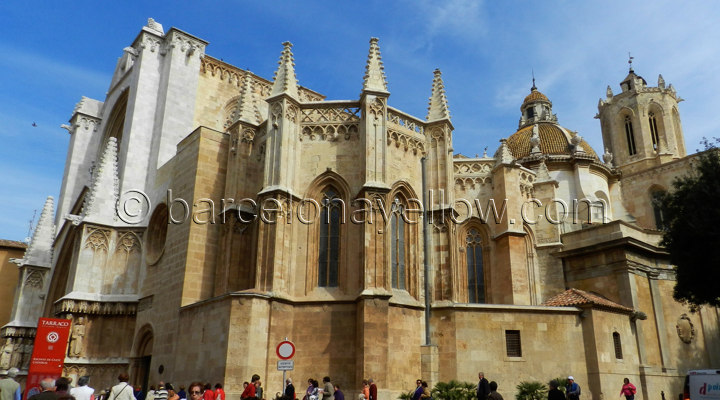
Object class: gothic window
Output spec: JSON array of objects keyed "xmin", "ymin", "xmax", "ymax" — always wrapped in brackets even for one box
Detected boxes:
[
  {"xmin": 649, "ymin": 112, "xmax": 660, "ymax": 151},
  {"xmin": 391, "ymin": 197, "xmax": 406, "ymax": 289},
  {"xmin": 651, "ymin": 190, "xmax": 666, "ymax": 229},
  {"xmin": 624, "ymin": 116, "xmax": 637, "ymax": 156},
  {"xmin": 318, "ymin": 188, "xmax": 341, "ymax": 287},
  {"xmin": 466, "ymin": 228, "xmax": 485, "ymax": 303},
  {"xmin": 613, "ymin": 332, "xmax": 623, "ymax": 359}
]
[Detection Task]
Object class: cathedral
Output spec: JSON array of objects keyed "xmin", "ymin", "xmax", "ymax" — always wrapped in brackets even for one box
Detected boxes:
[{"xmin": 3, "ymin": 18, "xmax": 719, "ymax": 400}]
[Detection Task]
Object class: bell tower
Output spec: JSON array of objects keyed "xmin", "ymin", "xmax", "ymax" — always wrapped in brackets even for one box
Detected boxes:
[{"xmin": 597, "ymin": 58, "xmax": 686, "ymax": 174}]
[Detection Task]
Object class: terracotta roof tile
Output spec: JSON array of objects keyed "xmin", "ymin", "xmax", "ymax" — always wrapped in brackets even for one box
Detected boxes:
[
  {"xmin": 542, "ymin": 288, "xmax": 633, "ymax": 313},
  {"xmin": 0, "ymin": 239, "xmax": 27, "ymax": 249}
]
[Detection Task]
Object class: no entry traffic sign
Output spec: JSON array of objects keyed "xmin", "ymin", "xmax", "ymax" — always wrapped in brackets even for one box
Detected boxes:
[{"xmin": 276, "ymin": 340, "xmax": 295, "ymax": 360}]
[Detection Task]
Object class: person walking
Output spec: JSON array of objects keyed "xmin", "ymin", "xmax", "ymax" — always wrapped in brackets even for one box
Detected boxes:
[
  {"xmin": 70, "ymin": 376, "xmax": 95, "ymax": 400},
  {"xmin": 368, "ymin": 380, "xmax": 376, "ymax": 400},
  {"xmin": 321, "ymin": 378, "xmax": 333, "ymax": 400},
  {"xmin": 202, "ymin": 384, "xmax": 213, "ymax": 400},
  {"xmin": 284, "ymin": 379, "xmax": 295, "ymax": 400},
  {"xmin": 361, "ymin": 381, "xmax": 369, "ymax": 400},
  {"xmin": 547, "ymin": 381, "xmax": 564, "ymax": 400},
  {"xmin": 477, "ymin": 373, "xmax": 490, "ymax": 400},
  {"xmin": 109, "ymin": 374, "xmax": 135, "ymax": 400},
  {"xmin": 332, "ymin": 386, "xmax": 344, "ymax": 400},
  {"xmin": 0, "ymin": 368, "xmax": 21, "ymax": 400},
  {"xmin": 420, "ymin": 382, "xmax": 431, "ymax": 400},
  {"xmin": 214, "ymin": 384, "xmax": 225, "ymax": 400},
  {"xmin": 566, "ymin": 377, "xmax": 581, "ymax": 400},
  {"xmin": 619, "ymin": 378, "xmax": 636, "ymax": 400},
  {"xmin": 412, "ymin": 380, "xmax": 423, "ymax": 400},
  {"xmin": 487, "ymin": 382, "xmax": 503, "ymax": 400}
]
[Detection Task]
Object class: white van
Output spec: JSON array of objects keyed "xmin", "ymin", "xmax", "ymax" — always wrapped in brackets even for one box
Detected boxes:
[{"xmin": 684, "ymin": 370, "xmax": 720, "ymax": 400}]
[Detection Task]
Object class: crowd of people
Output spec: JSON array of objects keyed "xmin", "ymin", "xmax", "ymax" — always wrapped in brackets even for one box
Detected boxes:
[
  {"xmin": 471, "ymin": 372, "xmax": 638, "ymax": 400},
  {"xmin": 0, "ymin": 369, "xmax": 641, "ymax": 400}
]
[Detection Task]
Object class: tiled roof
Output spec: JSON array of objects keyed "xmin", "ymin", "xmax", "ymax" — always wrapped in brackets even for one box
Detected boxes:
[
  {"xmin": 542, "ymin": 288, "xmax": 634, "ymax": 313},
  {"xmin": 506, "ymin": 122, "xmax": 599, "ymax": 160},
  {"xmin": 0, "ymin": 239, "xmax": 27, "ymax": 249}
]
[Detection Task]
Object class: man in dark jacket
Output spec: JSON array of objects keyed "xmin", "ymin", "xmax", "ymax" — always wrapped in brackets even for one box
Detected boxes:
[
  {"xmin": 284, "ymin": 379, "xmax": 295, "ymax": 400},
  {"xmin": 477, "ymin": 372, "xmax": 490, "ymax": 400},
  {"xmin": 547, "ymin": 381, "xmax": 565, "ymax": 400}
]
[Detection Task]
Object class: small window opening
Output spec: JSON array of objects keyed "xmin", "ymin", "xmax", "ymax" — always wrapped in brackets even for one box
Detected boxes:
[
  {"xmin": 505, "ymin": 330, "xmax": 522, "ymax": 357},
  {"xmin": 613, "ymin": 332, "xmax": 623, "ymax": 359},
  {"xmin": 624, "ymin": 116, "xmax": 637, "ymax": 156}
]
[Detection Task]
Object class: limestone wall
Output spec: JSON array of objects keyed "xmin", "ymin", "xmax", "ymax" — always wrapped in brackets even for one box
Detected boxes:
[{"xmin": 433, "ymin": 305, "xmax": 586, "ymax": 400}]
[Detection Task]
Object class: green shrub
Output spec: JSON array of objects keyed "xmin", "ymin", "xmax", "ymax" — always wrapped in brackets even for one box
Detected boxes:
[
  {"xmin": 431, "ymin": 380, "xmax": 477, "ymax": 400},
  {"xmin": 398, "ymin": 390, "xmax": 415, "ymax": 400},
  {"xmin": 515, "ymin": 381, "xmax": 547, "ymax": 400}
]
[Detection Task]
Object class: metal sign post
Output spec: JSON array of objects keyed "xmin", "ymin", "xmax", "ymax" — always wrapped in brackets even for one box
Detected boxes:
[{"xmin": 276, "ymin": 338, "xmax": 295, "ymax": 395}]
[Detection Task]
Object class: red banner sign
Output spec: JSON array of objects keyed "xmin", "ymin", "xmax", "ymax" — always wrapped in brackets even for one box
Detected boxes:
[{"xmin": 24, "ymin": 318, "xmax": 72, "ymax": 400}]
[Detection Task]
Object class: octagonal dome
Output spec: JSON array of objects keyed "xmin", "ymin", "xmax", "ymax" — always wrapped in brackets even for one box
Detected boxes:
[{"xmin": 506, "ymin": 122, "xmax": 599, "ymax": 160}]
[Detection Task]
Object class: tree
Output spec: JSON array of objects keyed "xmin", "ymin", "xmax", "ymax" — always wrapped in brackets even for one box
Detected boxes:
[{"xmin": 660, "ymin": 138, "xmax": 720, "ymax": 308}]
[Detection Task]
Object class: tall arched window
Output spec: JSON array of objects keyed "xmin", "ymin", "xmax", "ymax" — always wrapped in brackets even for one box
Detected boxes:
[
  {"xmin": 624, "ymin": 116, "xmax": 637, "ymax": 156},
  {"xmin": 651, "ymin": 189, "xmax": 666, "ymax": 229},
  {"xmin": 391, "ymin": 197, "xmax": 406, "ymax": 289},
  {"xmin": 649, "ymin": 111, "xmax": 660, "ymax": 151},
  {"xmin": 318, "ymin": 188, "xmax": 340, "ymax": 287},
  {"xmin": 466, "ymin": 228, "xmax": 485, "ymax": 303}
]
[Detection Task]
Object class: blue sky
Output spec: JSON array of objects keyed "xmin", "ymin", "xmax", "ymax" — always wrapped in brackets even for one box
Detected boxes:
[{"xmin": 1, "ymin": 1, "xmax": 719, "ymax": 241}]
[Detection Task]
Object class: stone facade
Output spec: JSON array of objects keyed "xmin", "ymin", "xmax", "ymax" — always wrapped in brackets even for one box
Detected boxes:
[{"xmin": 3, "ymin": 19, "xmax": 719, "ymax": 400}]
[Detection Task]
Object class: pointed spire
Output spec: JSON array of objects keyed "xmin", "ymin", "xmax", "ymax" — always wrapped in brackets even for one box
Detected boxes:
[
  {"xmin": 271, "ymin": 41, "xmax": 299, "ymax": 99},
  {"xmin": 362, "ymin": 37, "xmax": 388, "ymax": 93},
  {"xmin": 536, "ymin": 159, "xmax": 552, "ymax": 182},
  {"xmin": 83, "ymin": 137, "xmax": 119, "ymax": 224},
  {"xmin": 18, "ymin": 197, "xmax": 56, "ymax": 268},
  {"xmin": 238, "ymin": 72, "xmax": 259, "ymax": 124},
  {"xmin": 426, "ymin": 69, "xmax": 450, "ymax": 121},
  {"xmin": 495, "ymin": 139, "xmax": 514, "ymax": 166},
  {"xmin": 606, "ymin": 85, "xmax": 613, "ymax": 98},
  {"xmin": 658, "ymin": 74, "xmax": 666, "ymax": 89}
]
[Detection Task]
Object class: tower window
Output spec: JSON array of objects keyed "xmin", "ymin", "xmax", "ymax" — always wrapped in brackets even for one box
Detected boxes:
[
  {"xmin": 505, "ymin": 330, "xmax": 522, "ymax": 357},
  {"xmin": 391, "ymin": 197, "xmax": 406, "ymax": 290},
  {"xmin": 318, "ymin": 188, "xmax": 340, "ymax": 287},
  {"xmin": 613, "ymin": 332, "xmax": 623, "ymax": 359},
  {"xmin": 526, "ymin": 107, "xmax": 535, "ymax": 119},
  {"xmin": 466, "ymin": 229, "xmax": 485, "ymax": 303},
  {"xmin": 624, "ymin": 116, "xmax": 637, "ymax": 156},
  {"xmin": 651, "ymin": 190, "xmax": 666, "ymax": 229},
  {"xmin": 649, "ymin": 112, "xmax": 660, "ymax": 151}
]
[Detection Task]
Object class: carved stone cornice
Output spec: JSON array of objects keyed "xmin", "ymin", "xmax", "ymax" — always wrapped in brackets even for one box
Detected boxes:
[
  {"xmin": 54, "ymin": 299, "xmax": 138, "ymax": 316},
  {"xmin": 0, "ymin": 326, "xmax": 36, "ymax": 339}
]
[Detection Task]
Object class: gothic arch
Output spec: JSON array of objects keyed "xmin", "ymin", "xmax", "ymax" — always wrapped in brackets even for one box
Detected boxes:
[
  {"xmin": 457, "ymin": 218, "xmax": 491, "ymax": 304},
  {"xmin": 387, "ymin": 182, "xmax": 421, "ymax": 298},
  {"xmin": 648, "ymin": 185, "xmax": 668, "ymax": 229},
  {"xmin": 618, "ymin": 109, "xmax": 638, "ymax": 157},
  {"xmin": 523, "ymin": 225, "xmax": 540, "ymax": 305},
  {"xmin": 100, "ymin": 89, "xmax": 129, "ymax": 154},
  {"xmin": 672, "ymin": 107, "xmax": 686, "ymax": 156},
  {"xmin": 647, "ymin": 102, "xmax": 667, "ymax": 152},
  {"xmin": 133, "ymin": 324, "xmax": 154, "ymax": 394},
  {"xmin": 303, "ymin": 172, "xmax": 351, "ymax": 293}
]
